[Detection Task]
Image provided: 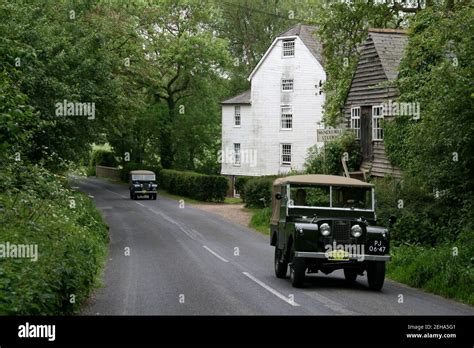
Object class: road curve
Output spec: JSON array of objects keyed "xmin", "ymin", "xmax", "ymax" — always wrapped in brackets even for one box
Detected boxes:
[{"xmin": 75, "ymin": 177, "xmax": 474, "ymax": 316}]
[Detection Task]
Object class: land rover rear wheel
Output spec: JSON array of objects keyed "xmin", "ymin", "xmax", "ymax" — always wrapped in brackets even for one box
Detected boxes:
[
  {"xmin": 290, "ymin": 257, "xmax": 305, "ymax": 288},
  {"xmin": 367, "ymin": 261, "xmax": 385, "ymax": 291},
  {"xmin": 274, "ymin": 247, "xmax": 288, "ymax": 278}
]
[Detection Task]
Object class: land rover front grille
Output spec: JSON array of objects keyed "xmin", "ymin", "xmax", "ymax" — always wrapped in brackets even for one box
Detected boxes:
[{"xmin": 332, "ymin": 220, "xmax": 351, "ymax": 243}]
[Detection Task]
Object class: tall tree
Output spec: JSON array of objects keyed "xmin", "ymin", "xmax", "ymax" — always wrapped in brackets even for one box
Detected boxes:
[{"xmin": 133, "ymin": 0, "xmax": 230, "ymax": 168}]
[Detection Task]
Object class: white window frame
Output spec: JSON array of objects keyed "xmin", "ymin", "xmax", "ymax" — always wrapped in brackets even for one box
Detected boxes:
[
  {"xmin": 281, "ymin": 143, "xmax": 292, "ymax": 166},
  {"xmin": 233, "ymin": 143, "xmax": 241, "ymax": 166},
  {"xmin": 280, "ymin": 105, "xmax": 293, "ymax": 130},
  {"xmin": 234, "ymin": 106, "xmax": 241, "ymax": 127},
  {"xmin": 282, "ymin": 39, "xmax": 295, "ymax": 57},
  {"xmin": 351, "ymin": 107, "xmax": 361, "ymax": 139},
  {"xmin": 281, "ymin": 78, "xmax": 294, "ymax": 92},
  {"xmin": 372, "ymin": 105, "xmax": 384, "ymax": 141}
]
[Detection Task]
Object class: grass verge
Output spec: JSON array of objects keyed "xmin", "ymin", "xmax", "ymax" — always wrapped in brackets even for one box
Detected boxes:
[
  {"xmin": 247, "ymin": 207, "xmax": 271, "ymax": 235},
  {"xmin": 386, "ymin": 232, "xmax": 473, "ymax": 306}
]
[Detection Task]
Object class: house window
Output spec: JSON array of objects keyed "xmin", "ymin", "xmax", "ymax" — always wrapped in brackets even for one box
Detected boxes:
[
  {"xmin": 372, "ymin": 105, "xmax": 384, "ymax": 141},
  {"xmin": 281, "ymin": 105, "xmax": 293, "ymax": 130},
  {"xmin": 282, "ymin": 39, "xmax": 295, "ymax": 57},
  {"xmin": 281, "ymin": 78, "xmax": 294, "ymax": 91},
  {"xmin": 351, "ymin": 107, "xmax": 361, "ymax": 139},
  {"xmin": 233, "ymin": 143, "xmax": 241, "ymax": 165},
  {"xmin": 281, "ymin": 144, "xmax": 292, "ymax": 166},
  {"xmin": 234, "ymin": 106, "xmax": 241, "ymax": 127}
]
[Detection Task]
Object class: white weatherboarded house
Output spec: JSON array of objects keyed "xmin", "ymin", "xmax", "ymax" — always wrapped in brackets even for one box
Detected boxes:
[{"xmin": 221, "ymin": 24, "xmax": 326, "ymax": 195}]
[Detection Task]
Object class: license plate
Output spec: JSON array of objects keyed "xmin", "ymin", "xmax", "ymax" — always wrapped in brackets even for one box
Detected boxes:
[
  {"xmin": 367, "ymin": 240, "xmax": 388, "ymax": 255},
  {"xmin": 327, "ymin": 250, "xmax": 349, "ymax": 261}
]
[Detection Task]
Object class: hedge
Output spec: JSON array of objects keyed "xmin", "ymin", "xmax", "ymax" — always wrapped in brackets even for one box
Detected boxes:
[
  {"xmin": 243, "ymin": 177, "xmax": 274, "ymax": 208},
  {"xmin": 158, "ymin": 169, "xmax": 228, "ymax": 202}
]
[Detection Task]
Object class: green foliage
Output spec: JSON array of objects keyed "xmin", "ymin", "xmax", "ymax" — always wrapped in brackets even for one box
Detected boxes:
[
  {"xmin": 158, "ymin": 169, "xmax": 228, "ymax": 202},
  {"xmin": 0, "ymin": 1, "xmax": 147, "ymax": 171},
  {"xmin": 305, "ymin": 131, "xmax": 361, "ymax": 175},
  {"xmin": 382, "ymin": 5, "xmax": 474, "ymax": 247},
  {"xmin": 313, "ymin": 1, "xmax": 406, "ymax": 126},
  {"xmin": 387, "ymin": 228, "xmax": 474, "ymax": 306},
  {"xmin": 90, "ymin": 149, "xmax": 118, "ymax": 168},
  {"xmin": 242, "ymin": 177, "xmax": 274, "ymax": 208},
  {"xmin": 235, "ymin": 176, "xmax": 252, "ymax": 200},
  {"xmin": 249, "ymin": 207, "xmax": 272, "ymax": 235},
  {"xmin": 0, "ymin": 163, "xmax": 109, "ymax": 314},
  {"xmin": 373, "ymin": 177, "xmax": 463, "ymax": 246}
]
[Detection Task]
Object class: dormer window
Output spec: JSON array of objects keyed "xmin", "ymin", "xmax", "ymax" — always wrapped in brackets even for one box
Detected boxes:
[{"xmin": 282, "ymin": 39, "xmax": 295, "ymax": 57}]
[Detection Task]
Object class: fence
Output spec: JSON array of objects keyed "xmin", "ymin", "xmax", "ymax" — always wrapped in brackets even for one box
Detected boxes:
[{"xmin": 95, "ymin": 165, "xmax": 121, "ymax": 180}]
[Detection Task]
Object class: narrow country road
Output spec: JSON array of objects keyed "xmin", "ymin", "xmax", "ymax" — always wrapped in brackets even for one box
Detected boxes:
[{"xmin": 75, "ymin": 177, "xmax": 473, "ymax": 315}]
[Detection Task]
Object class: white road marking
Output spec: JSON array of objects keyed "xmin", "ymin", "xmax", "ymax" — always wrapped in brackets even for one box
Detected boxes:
[
  {"xmin": 191, "ymin": 228, "xmax": 205, "ymax": 240},
  {"xmin": 242, "ymin": 272, "xmax": 300, "ymax": 307},
  {"xmin": 88, "ymin": 195, "xmax": 94, "ymax": 198},
  {"xmin": 147, "ymin": 208, "xmax": 198, "ymax": 240},
  {"xmin": 203, "ymin": 245, "xmax": 229, "ymax": 263},
  {"xmin": 136, "ymin": 202, "xmax": 145, "ymax": 207},
  {"xmin": 303, "ymin": 291, "xmax": 357, "ymax": 315}
]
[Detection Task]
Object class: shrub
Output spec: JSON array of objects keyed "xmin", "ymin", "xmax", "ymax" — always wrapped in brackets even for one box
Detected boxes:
[
  {"xmin": 85, "ymin": 166, "xmax": 96, "ymax": 177},
  {"xmin": 243, "ymin": 177, "xmax": 274, "ymax": 208},
  {"xmin": 0, "ymin": 163, "xmax": 109, "ymax": 314},
  {"xmin": 235, "ymin": 176, "xmax": 252, "ymax": 200},
  {"xmin": 90, "ymin": 149, "xmax": 118, "ymax": 168},
  {"xmin": 373, "ymin": 176, "xmax": 463, "ymax": 246},
  {"xmin": 305, "ymin": 131, "xmax": 362, "ymax": 175},
  {"xmin": 158, "ymin": 169, "xmax": 228, "ymax": 202}
]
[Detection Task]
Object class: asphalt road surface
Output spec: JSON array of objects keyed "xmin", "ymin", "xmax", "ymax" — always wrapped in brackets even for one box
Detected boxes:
[{"xmin": 75, "ymin": 177, "xmax": 473, "ymax": 315}]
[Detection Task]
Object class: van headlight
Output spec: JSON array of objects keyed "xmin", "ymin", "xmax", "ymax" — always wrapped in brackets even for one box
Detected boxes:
[
  {"xmin": 351, "ymin": 224, "xmax": 362, "ymax": 237},
  {"xmin": 320, "ymin": 223, "xmax": 331, "ymax": 236}
]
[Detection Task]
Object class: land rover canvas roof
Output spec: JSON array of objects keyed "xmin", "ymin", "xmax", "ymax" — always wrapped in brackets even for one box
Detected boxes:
[
  {"xmin": 130, "ymin": 170, "xmax": 155, "ymax": 175},
  {"xmin": 273, "ymin": 174, "xmax": 373, "ymax": 188}
]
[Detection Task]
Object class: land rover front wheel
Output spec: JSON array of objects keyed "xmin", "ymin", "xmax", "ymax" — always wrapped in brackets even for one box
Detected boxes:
[
  {"xmin": 274, "ymin": 247, "xmax": 288, "ymax": 278},
  {"xmin": 290, "ymin": 257, "xmax": 305, "ymax": 288},
  {"xmin": 367, "ymin": 261, "xmax": 385, "ymax": 291}
]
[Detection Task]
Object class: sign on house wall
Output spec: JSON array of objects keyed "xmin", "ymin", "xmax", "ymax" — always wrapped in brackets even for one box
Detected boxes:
[{"xmin": 317, "ymin": 129, "xmax": 343, "ymax": 142}]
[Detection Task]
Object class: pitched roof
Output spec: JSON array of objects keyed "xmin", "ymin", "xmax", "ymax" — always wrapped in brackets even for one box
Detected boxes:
[
  {"xmin": 247, "ymin": 23, "xmax": 324, "ymax": 81},
  {"xmin": 273, "ymin": 174, "xmax": 373, "ymax": 187},
  {"xmin": 367, "ymin": 28, "xmax": 408, "ymax": 80},
  {"xmin": 221, "ymin": 89, "xmax": 251, "ymax": 105},
  {"xmin": 278, "ymin": 24, "xmax": 324, "ymax": 66}
]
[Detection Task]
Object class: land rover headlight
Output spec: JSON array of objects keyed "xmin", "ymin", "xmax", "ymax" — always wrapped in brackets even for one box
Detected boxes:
[
  {"xmin": 351, "ymin": 224, "xmax": 363, "ymax": 237},
  {"xmin": 320, "ymin": 223, "xmax": 331, "ymax": 236}
]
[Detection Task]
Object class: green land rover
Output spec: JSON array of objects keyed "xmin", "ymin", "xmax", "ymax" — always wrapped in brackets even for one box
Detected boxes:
[{"xmin": 270, "ymin": 174, "xmax": 394, "ymax": 290}]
